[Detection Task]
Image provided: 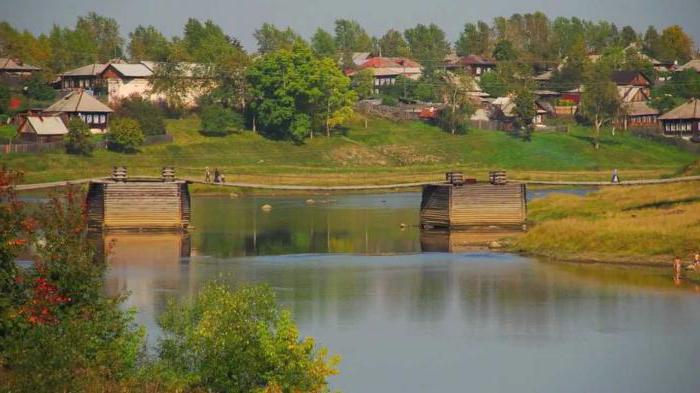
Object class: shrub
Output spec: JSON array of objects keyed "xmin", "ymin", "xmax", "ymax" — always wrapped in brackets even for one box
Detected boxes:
[
  {"xmin": 200, "ymin": 105, "xmax": 243, "ymax": 136},
  {"xmin": 0, "ymin": 83, "xmax": 9, "ymax": 114},
  {"xmin": 107, "ymin": 117, "xmax": 144, "ymax": 152},
  {"xmin": 24, "ymin": 74, "xmax": 56, "ymax": 102},
  {"xmin": 158, "ymin": 282, "xmax": 339, "ymax": 392},
  {"xmin": 381, "ymin": 95, "xmax": 399, "ymax": 106},
  {"xmin": 65, "ymin": 117, "xmax": 93, "ymax": 155},
  {"xmin": 115, "ymin": 95, "xmax": 166, "ymax": 136}
]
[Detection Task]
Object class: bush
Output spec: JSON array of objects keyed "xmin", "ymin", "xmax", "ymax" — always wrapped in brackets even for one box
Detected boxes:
[
  {"xmin": 115, "ymin": 95, "xmax": 166, "ymax": 136},
  {"xmin": 65, "ymin": 117, "xmax": 93, "ymax": 155},
  {"xmin": 107, "ymin": 117, "xmax": 144, "ymax": 152},
  {"xmin": 158, "ymin": 282, "xmax": 339, "ymax": 392},
  {"xmin": 0, "ymin": 83, "xmax": 9, "ymax": 114},
  {"xmin": 23, "ymin": 74, "xmax": 56, "ymax": 102},
  {"xmin": 200, "ymin": 105, "xmax": 243, "ymax": 136},
  {"xmin": 381, "ymin": 95, "xmax": 399, "ymax": 106}
]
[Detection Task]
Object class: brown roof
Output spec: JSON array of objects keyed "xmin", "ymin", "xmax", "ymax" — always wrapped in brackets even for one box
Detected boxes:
[
  {"xmin": 658, "ymin": 99, "xmax": 700, "ymax": 120},
  {"xmin": 61, "ymin": 63, "xmax": 108, "ymax": 77},
  {"xmin": 623, "ymin": 101, "xmax": 659, "ymax": 116},
  {"xmin": 22, "ymin": 116, "xmax": 69, "ymax": 136},
  {"xmin": 677, "ymin": 60, "xmax": 700, "ymax": 73},
  {"xmin": 611, "ymin": 70, "xmax": 650, "ymax": 86},
  {"xmin": 0, "ymin": 58, "xmax": 40, "ymax": 72},
  {"xmin": 46, "ymin": 91, "xmax": 113, "ymax": 113}
]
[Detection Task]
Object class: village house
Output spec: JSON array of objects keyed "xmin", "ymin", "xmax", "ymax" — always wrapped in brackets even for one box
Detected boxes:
[
  {"xmin": 620, "ymin": 101, "xmax": 659, "ymax": 129},
  {"xmin": 676, "ymin": 60, "xmax": 700, "ymax": 74},
  {"xmin": 16, "ymin": 114, "xmax": 69, "ymax": 143},
  {"xmin": 45, "ymin": 90, "xmax": 113, "ymax": 133},
  {"xmin": 60, "ymin": 63, "xmax": 109, "ymax": 90},
  {"xmin": 658, "ymin": 98, "xmax": 700, "ymax": 140},
  {"xmin": 490, "ymin": 96, "xmax": 551, "ymax": 128},
  {"xmin": 0, "ymin": 58, "xmax": 41, "ymax": 86},
  {"xmin": 611, "ymin": 70, "xmax": 652, "ymax": 103},
  {"xmin": 444, "ymin": 54, "xmax": 496, "ymax": 80},
  {"xmin": 346, "ymin": 57, "xmax": 422, "ymax": 95}
]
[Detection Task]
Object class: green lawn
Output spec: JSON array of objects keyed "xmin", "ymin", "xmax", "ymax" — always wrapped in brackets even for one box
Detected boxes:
[{"xmin": 1, "ymin": 115, "xmax": 696, "ymax": 185}]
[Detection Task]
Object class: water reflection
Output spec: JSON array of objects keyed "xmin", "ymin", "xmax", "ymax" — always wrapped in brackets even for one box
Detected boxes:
[{"xmin": 420, "ymin": 229, "xmax": 522, "ymax": 252}]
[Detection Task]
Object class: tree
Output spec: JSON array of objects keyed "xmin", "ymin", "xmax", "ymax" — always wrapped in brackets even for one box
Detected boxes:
[
  {"xmin": 643, "ymin": 26, "xmax": 662, "ymax": 59},
  {"xmin": 254, "ymin": 23, "xmax": 303, "ymax": 54},
  {"xmin": 580, "ymin": 64, "xmax": 621, "ymax": 149},
  {"xmin": 311, "ymin": 28, "xmax": 337, "ymax": 58},
  {"xmin": 492, "ymin": 40, "xmax": 517, "ymax": 61},
  {"xmin": 377, "ymin": 29, "xmax": 410, "ymax": 57},
  {"xmin": 455, "ymin": 21, "xmax": 491, "ymax": 56},
  {"xmin": 650, "ymin": 70, "xmax": 700, "ymax": 113},
  {"xmin": 352, "ymin": 69, "xmax": 375, "ymax": 99},
  {"xmin": 65, "ymin": 117, "xmax": 93, "ymax": 155},
  {"xmin": 200, "ymin": 105, "xmax": 243, "ymax": 136},
  {"xmin": 75, "ymin": 12, "xmax": 124, "ymax": 61},
  {"xmin": 551, "ymin": 36, "xmax": 589, "ymax": 91},
  {"xmin": 115, "ymin": 95, "xmax": 166, "ymax": 135},
  {"xmin": 404, "ymin": 24, "xmax": 451, "ymax": 74},
  {"xmin": 620, "ymin": 26, "xmax": 638, "ymax": 47},
  {"xmin": 247, "ymin": 44, "xmax": 355, "ymax": 141},
  {"xmin": 106, "ymin": 117, "xmax": 144, "ymax": 152},
  {"xmin": 334, "ymin": 19, "xmax": 373, "ymax": 66},
  {"xmin": 128, "ymin": 25, "xmax": 171, "ymax": 61},
  {"xmin": 513, "ymin": 85, "xmax": 537, "ymax": 140},
  {"xmin": 0, "ymin": 83, "xmax": 10, "ymax": 114},
  {"xmin": 435, "ymin": 72, "xmax": 476, "ymax": 134},
  {"xmin": 24, "ymin": 74, "xmax": 56, "ymax": 101},
  {"xmin": 657, "ymin": 25, "xmax": 694, "ymax": 63},
  {"xmin": 158, "ymin": 282, "xmax": 338, "ymax": 393}
]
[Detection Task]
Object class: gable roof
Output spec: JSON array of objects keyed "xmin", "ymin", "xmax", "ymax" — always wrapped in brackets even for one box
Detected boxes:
[
  {"xmin": 46, "ymin": 91, "xmax": 113, "ymax": 113},
  {"xmin": 61, "ymin": 63, "xmax": 108, "ymax": 77},
  {"xmin": 611, "ymin": 70, "xmax": 651, "ymax": 86},
  {"xmin": 623, "ymin": 101, "xmax": 659, "ymax": 117},
  {"xmin": 103, "ymin": 63, "xmax": 153, "ymax": 78},
  {"xmin": 677, "ymin": 60, "xmax": 700, "ymax": 73},
  {"xmin": 659, "ymin": 98, "xmax": 700, "ymax": 120},
  {"xmin": 22, "ymin": 116, "xmax": 69, "ymax": 136},
  {"xmin": 0, "ymin": 58, "xmax": 41, "ymax": 72}
]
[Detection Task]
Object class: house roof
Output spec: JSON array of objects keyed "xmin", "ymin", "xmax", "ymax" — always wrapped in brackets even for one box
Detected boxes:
[
  {"xmin": 659, "ymin": 98, "xmax": 700, "ymax": 120},
  {"xmin": 61, "ymin": 63, "xmax": 108, "ymax": 77},
  {"xmin": 348, "ymin": 57, "xmax": 422, "ymax": 77},
  {"xmin": 0, "ymin": 58, "xmax": 41, "ymax": 72},
  {"xmin": 352, "ymin": 52, "xmax": 372, "ymax": 66},
  {"xmin": 446, "ymin": 54, "xmax": 496, "ymax": 67},
  {"xmin": 677, "ymin": 60, "xmax": 700, "ymax": 73},
  {"xmin": 623, "ymin": 101, "xmax": 659, "ymax": 116},
  {"xmin": 534, "ymin": 70, "xmax": 554, "ymax": 81},
  {"xmin": 22, "ymin": 116, "xmax": 69, "ymax": 136},
  {"xmin": 611, "ymin": 70, "xmax": 650, "ymax": 86},
  {"xmin": 104, "ymin": 63, "xmax": 153, "ymax": 78},
  {"xmin": 46, "ymin": 91, "xmax": 113, "ymax": 113},
  {"xmin": 618, "ymin": 86, "xmax": 649, "ymax": 103}
]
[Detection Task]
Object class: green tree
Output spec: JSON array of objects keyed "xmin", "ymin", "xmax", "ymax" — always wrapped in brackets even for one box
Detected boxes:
[
  {"xmin": 650, "ymin": 69, "xmax": 700, "ymax": 113},
  {"xmin": 0, "ymin": 83, "xmax": 10, "ymax": 114},
  {"xmin": 75, "ymin": 12, "xmax": 124, "ymax": 61},
  {"xmin": 657, "ymin": 25, "xmax": 694, "ymax": 63},
  {"xmin": 254, "ymin": 23, "xmax": 303, "ymax": 54},
  {"xmin": 106, "ymin": 117, "xmax": 144, "ymax": 152},
  {"xmin": 492, "ymin": 39, "xmax": 517, "ymax": 61},
  {"xmin": 352, "ymin": 69, "xmax": 375, "ymax": 99},
  {"xmin": 115, "ymin": 95, "xmax": 166, "ymax": 135},
  {"xmin": 158, "ymin": 282, "xmax": 339, "ymax": 393},
  {"xmin": 65, "ymin": 117, "xmax": 93, "ymax": 155},
  {"xmin": 435, "ymin": 72, "xmax": 476, "ymax": 134},
  {"xmin": 377, "ymin": 29, "xmax": 410, "ymax": 57},
  {"xmin": 311, "ymin": 28, "xmax": 337, "ymax": 58},
  {"xmin": 24, "ymin": 73, "xmax": 56, "ymax": 101},
  {"xmin": 48, "ymin": 25, "xmax": 98, "ymax": 72},
  {"xmin": 404, "ymin": 23, "xmax": 451, "ymax": 74},
  {"xmin": 551, "ymin": 36, "xmax": 589, "ymax": 91},
  {"xmin": 128, "ymin": 25, "xmax": 171, "ymax": 61},
  {"xmin": 580, "ymin": 64, "xmax": 621, "ymax": 149},
  {"xmin": 334, "ymin": 19, "xmax": 373, "ymax": 65},
  {"xmin": 513, "ymin": 85, "xmax": 537, "ymax": 140},
  {"xmin": 620, "ymin": 26, "xmax": 638, "ymax": 47},
  {"xmin": 455, "ymin": 21, "xmax": 491, "ymax": 56},
  {"xmin": 643, "ymin": 26, "xmax": 662, "ymax": 59},
  {"xmin": 200, "ymin": 105, "xmax": 243, "ymax": 136}
]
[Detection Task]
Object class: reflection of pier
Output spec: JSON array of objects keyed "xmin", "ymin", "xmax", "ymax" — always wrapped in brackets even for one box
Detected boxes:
[{"xmin": 420, "ymin": 230, "xmax": 521, "ymax": 253}]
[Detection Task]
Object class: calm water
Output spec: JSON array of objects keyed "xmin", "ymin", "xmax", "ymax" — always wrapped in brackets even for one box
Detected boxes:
[{"xmin": 101, "ymin": 191, "xmax": 700, "ymax": 393}]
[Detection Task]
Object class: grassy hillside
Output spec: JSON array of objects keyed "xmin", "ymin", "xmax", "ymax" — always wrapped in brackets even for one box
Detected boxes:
[
  {"xmin": 1, "ymin": 115, "xmax": 696, "ymax": 185},
  {"xmin": 511, "ymin": 182, "xmax": 700, "ymax": 264}
]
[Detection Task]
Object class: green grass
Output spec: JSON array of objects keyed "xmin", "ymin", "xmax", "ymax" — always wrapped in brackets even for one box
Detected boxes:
[
  {"xmin": 511, "ymin": 182, "xmax": 700, "ymax": 264},
  {"xmin": 0, "ymin": 115, "xmax": 696, "ymax": 185},
  {"xmin": 0, "ymin": 125, "xmax": 16, "ymax": 141}
]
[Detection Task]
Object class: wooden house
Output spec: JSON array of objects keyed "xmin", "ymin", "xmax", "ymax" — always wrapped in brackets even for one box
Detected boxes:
[
  {"xmin": 676, "ymin": 60, "xmax": 700, "ymax": 74},
  {"xmin": 444, "ymin": 54, "xmax": 496, "ymax": 80},
  {"xmin": 99, "ymin": 62, "xmax": 156, "ymax": 104},
  {"xmin": 60, "ymin": 63, "xmax": 108, "ymax": 90},
  {"xmin": 658, "ymin": 98, "xmax": 700, "ymax": 140},
  {"xmin": 620, "ymin": 101, "xmax": 659, "ymax": 129},
  {"xmin": 611, "ymin": 71, "xmax": 652, "ymax": 103},
  {"xmin": 346, "ymin": 57, "xmax": 422, "ymax": 95},
  {"xmin": 46, "ymin": 90, "xmax": 113, "ymax": 133},
  {"xmin": 16, "ymin": 115, "xmax": 68, "ymax": 143},
  {"xmin": 0, "ymin": 58, "xmax": 41, "ymax": 87}
]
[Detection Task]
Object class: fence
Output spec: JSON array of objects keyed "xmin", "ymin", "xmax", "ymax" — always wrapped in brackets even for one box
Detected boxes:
[{"xmin": 1, "ymin": 133, "xmax": 174, "ymax": 154}]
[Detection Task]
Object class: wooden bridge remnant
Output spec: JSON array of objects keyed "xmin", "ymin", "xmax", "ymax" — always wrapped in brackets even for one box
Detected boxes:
[
  {"xmin": 87, "ymin": 167, "xmax": 191, "ymax": 231},
  {"xmin": 420, "ymin": 171, "xmax": 527, "ymax": 230}
]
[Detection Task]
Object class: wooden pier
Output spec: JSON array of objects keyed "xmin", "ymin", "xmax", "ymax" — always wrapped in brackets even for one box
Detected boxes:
[
  {"xmin": 420, "ymin": 171, "xmax": 527, "ymax": 230},
  {"xmin": 87, "ymin": 167, "xmax": 191, "ymax": 231}
]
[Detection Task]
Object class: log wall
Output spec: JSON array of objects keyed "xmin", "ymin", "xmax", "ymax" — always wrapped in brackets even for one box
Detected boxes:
[{"xmin": 87, "ymin": 180, "xmax": 190, "ymax": 230}]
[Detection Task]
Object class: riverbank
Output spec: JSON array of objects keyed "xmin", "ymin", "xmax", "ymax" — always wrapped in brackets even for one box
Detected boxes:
[
  {"xmin": 2, "ymin": 115, "xmax": 696, "ymax": 185},
  {"xmin": 509, "ymin": 182, "xmax": 700, "ymax": 266}
]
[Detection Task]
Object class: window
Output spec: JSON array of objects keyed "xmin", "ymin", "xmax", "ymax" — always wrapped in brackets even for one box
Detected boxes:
[{"xmin": 86, "ymin": 114, "xmax": 93, "ymax": 124}]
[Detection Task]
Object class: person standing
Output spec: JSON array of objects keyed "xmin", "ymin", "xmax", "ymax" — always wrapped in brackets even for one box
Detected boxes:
[
  {"xmin": 214, "ymin": 168, "xmax": 220, "ymax": 183},
  {"xmin": 611, "ymin": 169, "xmax": 620, "ymax": 183},
  {"xmin": 205, "ymin": 166, "xmax": 211, "ymax": 183}
]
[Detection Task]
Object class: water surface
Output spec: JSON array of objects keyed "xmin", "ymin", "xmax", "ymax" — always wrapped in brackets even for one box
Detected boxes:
[{"xmin": 103, "ymin": 191, "xmax": 700, "ymax": 393}]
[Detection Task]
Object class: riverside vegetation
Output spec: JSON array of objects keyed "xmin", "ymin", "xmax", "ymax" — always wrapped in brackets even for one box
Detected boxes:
[{"xmin": 0, "ymin": 170, "xmax": 338, "ymax": 393}]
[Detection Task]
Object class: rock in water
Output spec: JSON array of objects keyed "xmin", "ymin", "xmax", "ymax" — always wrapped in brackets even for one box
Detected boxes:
[
  {"xmin": 261, "ymin": 204, "xmax": 272, "ymax": 212},
  {"xmin": 305, "ymin": 199, "xmax": 315, "ymax": 205}
]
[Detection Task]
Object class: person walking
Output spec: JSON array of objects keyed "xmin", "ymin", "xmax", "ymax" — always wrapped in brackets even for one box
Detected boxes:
[
  {"xmin": 214, "ymin": 168, "xmax": 220, "ymax": 183},
  {"xmin": 205, "ymin": 166, "xmax": 211, "ymax": 183},
  {"xmin": 611, "ymin": 169, "xmax": 620, "ymax": 183}
]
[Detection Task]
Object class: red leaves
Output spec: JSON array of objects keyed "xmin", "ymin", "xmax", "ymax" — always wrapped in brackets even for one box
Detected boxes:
[{"xmin": 20, "ymin": 277, "xmax": 72, "ymax": 325}]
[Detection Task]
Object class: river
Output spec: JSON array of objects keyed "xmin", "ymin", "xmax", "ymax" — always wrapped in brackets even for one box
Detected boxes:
[{"xmin": 100, "ymin": 190, "xmax": 700, "ymax": 393}]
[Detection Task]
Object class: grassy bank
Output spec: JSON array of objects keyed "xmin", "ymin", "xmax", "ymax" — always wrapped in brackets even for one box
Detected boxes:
[
  {"xmin": 1, "ymin": 115, "xmax": 697, "ymax": 185},
  {"xmin": 510, "ymin": 182, "xmax": 700, "ymax": 265}
]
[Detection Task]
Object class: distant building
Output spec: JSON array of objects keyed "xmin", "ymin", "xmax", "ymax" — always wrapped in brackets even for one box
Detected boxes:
[
  {"xmin": 45, "ymin": 90, "xmax": 114, "ymax": 134},
  {"xmin": 676, "ymin": 59, "xmax": 700, "ymax": 73},
  {"xmin": 60, "ymin": 63, "xmax": 109, "ymax": 90},
  {"xmin": 491, "ymin": 96, "xmax": 550, "ymax": 126},
  {"xmin": 620, "ymin": 101, "xmax": 659, "ymax": 129},
  {"xmin": 611, "ymin": 71, "xmax": 652, "ymax": 103},
  {"xmin": 0, "ymin": 58, "xmax": 41, "ymax": 86},
  {"xmin": 16, "ymin": 115, "xmax": 69, "ymax": 143},
  {"xmin": 658, "ymin": 98, "xmax": 700, "ymax": 140},
  {"xmin": 444, "ymin": 54, "xmax": 496, "ymax": 80},
  {"xmin": 346, "ymin": 57, "xmax": 422, "ymax": 95}
]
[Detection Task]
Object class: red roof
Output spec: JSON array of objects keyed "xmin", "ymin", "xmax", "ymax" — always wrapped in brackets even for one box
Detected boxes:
[
  {"xmin": 359, "ymin": 57, "xmax": 421, "ymax": 69},
  {"xmin": 449, "ymin": 55, "xmax": 496, "ymax": 67}
]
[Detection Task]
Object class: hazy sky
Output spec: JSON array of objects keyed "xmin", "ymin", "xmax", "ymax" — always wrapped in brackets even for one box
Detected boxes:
[{"xmin": 2, "ymin": 0, "xmax": 699, "ymax": 51}]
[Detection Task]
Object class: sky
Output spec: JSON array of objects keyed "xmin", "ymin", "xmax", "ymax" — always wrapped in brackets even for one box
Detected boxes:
[{"xmin": 2, "ymin": 0, "xmax": 699, "ymax": 52}]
